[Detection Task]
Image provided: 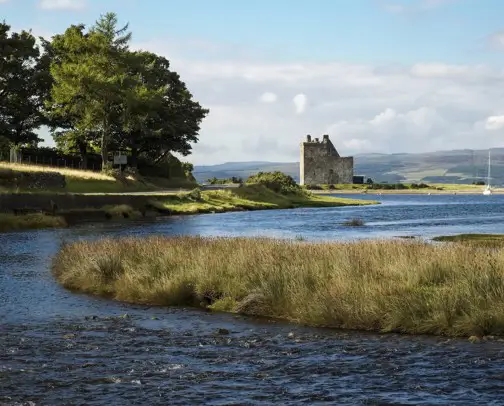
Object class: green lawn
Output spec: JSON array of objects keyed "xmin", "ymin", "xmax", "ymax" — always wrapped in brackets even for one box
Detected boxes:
[
  {"xmin": 151, "ymin": 185, "xmax": 376, "ymax": 214},
  {"xmin": 0, "ymin": 162, "xmax": 196, "ymax": 194}
]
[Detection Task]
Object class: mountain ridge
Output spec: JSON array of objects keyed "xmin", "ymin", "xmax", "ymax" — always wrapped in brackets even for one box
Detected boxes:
[{"xmin": 193, "ymin": 148, "xmax": 504, "ymax": 185}]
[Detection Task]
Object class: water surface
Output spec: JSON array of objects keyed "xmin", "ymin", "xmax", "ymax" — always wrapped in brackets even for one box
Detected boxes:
[{"xmin": 2, "ymin": 194, "xmax": 504, "ymax": 405}]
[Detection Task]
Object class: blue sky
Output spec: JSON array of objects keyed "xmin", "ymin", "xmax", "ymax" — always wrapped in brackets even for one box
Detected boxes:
[
  {"xmin": 2, "ymin": 0, "xmax": 504, "ymax": 164},
  {"xmin": 4, "ymin": 0, "xmax": 504, "ymax": 64}
]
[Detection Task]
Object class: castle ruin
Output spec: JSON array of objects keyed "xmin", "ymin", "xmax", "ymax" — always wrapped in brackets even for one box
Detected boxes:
[{"xmin": 299, "ymin": 134, "xmax": 354, "ymax": 185}]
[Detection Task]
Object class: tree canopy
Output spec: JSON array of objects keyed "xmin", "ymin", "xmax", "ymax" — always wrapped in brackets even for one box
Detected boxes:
[
  {"xmin": 1, "ymin": 13, "xmax": 208, "ymax": 171},
  {"xmin": 0, "ymin": 22, "xmax": 50, "ymax": 146}
]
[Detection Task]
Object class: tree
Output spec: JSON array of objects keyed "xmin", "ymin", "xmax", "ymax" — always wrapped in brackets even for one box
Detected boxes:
[
  {"xmin": 0, "ymin": 22, "xmax": 49, "ymax": 146},
  {"xmin": 46, "ymin": 12, "xmax": 208, "ymax": 173},
  {"xmin": 118, "ymin": 52, "xmax": 208, "ymax": 166},
  {"xmin": 46, "ymin": 15, "xmax": 132, "ymax": 170}
]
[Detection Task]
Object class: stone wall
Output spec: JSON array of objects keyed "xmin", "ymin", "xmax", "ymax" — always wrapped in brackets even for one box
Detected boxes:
[
  {"xmin": 0, "ymin": 169, "xmax": 66, "ymax": 190},
  {"xmin": 300, "ymin": 135, "xmax": 354, "ymax": 185}
]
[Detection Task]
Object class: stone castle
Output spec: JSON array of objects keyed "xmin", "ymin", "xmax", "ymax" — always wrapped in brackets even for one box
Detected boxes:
[{"xmin": 299, "ymin": 134, "xmax": 354, "ymax": 185}]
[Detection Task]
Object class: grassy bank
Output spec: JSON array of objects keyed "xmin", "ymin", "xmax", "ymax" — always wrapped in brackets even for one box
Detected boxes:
[
  {"xmin": 0, "ymin": 213, "xmax": 67, "ymax": 232},
  {"xmin": 0, "ymin": 205, "xmax": 142, "ymax": 233},
  {"xmin": 0, "ymin": 162, "xmax": 195, "ymax": 194},
  {"xmin": 433, "ymin": 234, "xmax": 504, "ymax": 248},
  {"xmin": 53, "ymin": 237, "xmax": 504, "ymax": 337},
  {"xmin": 0, "ymin": 185, "xmax": 374, "ymax": 232},
  {"xmin": 151, "ymin": 185, "xmax": 375, "ymax": 214}
]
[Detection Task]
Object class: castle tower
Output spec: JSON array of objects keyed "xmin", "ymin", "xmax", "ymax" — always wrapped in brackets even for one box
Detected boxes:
[{"xmin": 300, "ymin": 134, "xmax": 353, "ymax": 185}]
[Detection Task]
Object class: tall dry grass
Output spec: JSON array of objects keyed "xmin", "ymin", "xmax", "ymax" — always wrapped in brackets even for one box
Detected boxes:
[
  {"xmin": 0, "ymin": 213, "xmax": 67, "ymax": 232},
  {"xmin": 0, "ymin": 162, "xmax": 114, "ymax": 180},
  {"xmin": 52, "ymin": 237, "xmax": 504, "ymax": 337}
]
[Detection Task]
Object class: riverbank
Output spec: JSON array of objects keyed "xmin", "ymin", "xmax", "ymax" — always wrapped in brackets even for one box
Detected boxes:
[
  {"xmin": 0, "ymin": 213, "xmax": 67, "ymax": 232},
  {"xmin": 312, "ymin": 188, "xmax": 504, "ymax": 195},
  {"xmin": 433, "ymin": 233, "xmax": 504, "ymax": 248},
  {"xmin": 0, "ymin": 185, "xmax": 375, "ymax": 232},
  {"xmin": 53, "ymin": 236, "xmax": 504, "ymax": 337},
  {"xmin": 150, "ymin": 185, "xmax": 376, "ymax": 214},
  {"xmin": 309, "ymin": 183, "xmax": 504, "ymax": 195}
]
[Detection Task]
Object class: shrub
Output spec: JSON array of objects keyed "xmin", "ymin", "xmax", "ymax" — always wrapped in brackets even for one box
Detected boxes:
[
  {"xmin": 246, "ymin": 171, "xmax": 302, "ymax": 195},
  {"xmin": 188, "ymin": 187, "xmax": 202, "ymax": 201},
  {"xmin": 208, "ymin": 177, "xmax": 243, "ymax": 185}
]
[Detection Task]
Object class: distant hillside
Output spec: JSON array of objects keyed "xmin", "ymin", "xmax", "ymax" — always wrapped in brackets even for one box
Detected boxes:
[{"xmin": 193, "ymin": 148, "xmax": 504, "ymax": 186}]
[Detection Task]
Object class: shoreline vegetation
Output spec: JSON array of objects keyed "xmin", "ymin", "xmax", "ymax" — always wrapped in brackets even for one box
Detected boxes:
[
  {"xmin": 308, "ymin": 183, "xmax": 503, "ymax": 195},
  {"xmin": 432, "ymin": 234, "xmax": 504, "ymax": 248},
  {"xmin": 0, "ymin": 184, "xmax": 376, "ymax": 233},
  {"xmin": 53, "ymin": 236, "xmax": 504, "ymax": 338}
]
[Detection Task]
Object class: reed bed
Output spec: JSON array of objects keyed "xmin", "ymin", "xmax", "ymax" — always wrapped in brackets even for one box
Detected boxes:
[
  {"xmin": 0, "ymin": 213, "xmax": 67, "ymax": 232},
  {"xmin": 52, "ymin": 236, "xmax": 504, "ymax": 337}
]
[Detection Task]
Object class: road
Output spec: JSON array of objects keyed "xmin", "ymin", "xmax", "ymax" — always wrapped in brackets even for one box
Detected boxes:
[{"xmin": 79, "ymin": 184, "xmax": 241, "ymax": 196}]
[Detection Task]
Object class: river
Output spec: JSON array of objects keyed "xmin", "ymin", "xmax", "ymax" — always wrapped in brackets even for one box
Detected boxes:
[{"xmin": 2, "ymin": 194, "xmax": 504, "ymax": 405}]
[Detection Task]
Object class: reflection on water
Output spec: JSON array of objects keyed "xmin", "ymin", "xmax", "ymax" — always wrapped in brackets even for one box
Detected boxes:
[{"xmin": 1, "ymin": 194, "xmax": 504, "ymax": 404}]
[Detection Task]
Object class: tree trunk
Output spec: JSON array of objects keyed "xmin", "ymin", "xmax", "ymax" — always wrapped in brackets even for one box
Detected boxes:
[
  {"xmin": 101, "ymin": 133, "xmax": 108, "ymax": 170},
  {"xmin": 101, "ymin": 117, "xmax": 109, "ymax": 171},
  {"xmin": 153, "ymin": 150, "xmax": 170, "ymax": 165},
  {"xmin": 130, "ymin": 145, "xmax": 138, "ymax": 168},
  {"xmin": 78, "ymin": 141, "xmax": 88, "ymax": 169}
]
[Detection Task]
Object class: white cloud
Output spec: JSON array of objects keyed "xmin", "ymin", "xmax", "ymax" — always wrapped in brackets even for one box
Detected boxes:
[
  {"xmin": 39, "ymin": 0, "xmax": 86, "ymax": 10},
  {"xmin": 33, "ymin": 37, "xmax": 497, "ymax": 165},
  {"xmin": 488, "ymin": 31, "xmax": 504, "ymax": 51},
  {"xmin": 383, "ymin": 0, "xmax": 458, "ymax": 14},
  {"xmin": 143, "ymin": 46, "xmax": 504, "ymax": 163},
  {"xmin": 259, "ymin": 92, "xmax": 277, "ymax": 103},
  {"xmin": 293, "ymin": 94, "xmax": 307, "ymax": 114},
  {"xmin": 484, "ymin": 116, "xmax": 504, "ymax": 131}
]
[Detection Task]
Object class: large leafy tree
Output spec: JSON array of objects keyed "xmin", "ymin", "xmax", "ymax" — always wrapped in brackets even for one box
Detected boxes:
[
  {"xmin": 118, "ymin": 51, "xmax": 209, "ymax": 167},
  {"xmin": 46, "ymin": 12, "xmax": 208, "ymax": 173},
  {"xmin": 0, "ymin": 22, "xmax": 50, "ymax": 146},
  {"xmin": 46, "ymin": 14, "xmax": 132, "ymax": 170}
]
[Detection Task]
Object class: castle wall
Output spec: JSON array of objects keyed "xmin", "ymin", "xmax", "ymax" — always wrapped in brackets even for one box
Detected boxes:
[{"xmin": 300, "ymin": 137, "xmax": 354, "ymax": 185}]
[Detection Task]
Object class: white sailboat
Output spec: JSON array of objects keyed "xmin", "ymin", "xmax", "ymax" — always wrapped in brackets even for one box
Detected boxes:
[{"xmin": 483, "ymin": 150, "xmax": 492, "ymax": 195}]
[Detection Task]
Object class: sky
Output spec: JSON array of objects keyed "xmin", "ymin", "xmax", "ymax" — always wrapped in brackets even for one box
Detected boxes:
[{"xmin": 3, "ymin": 0, "xmax": 504, "ymax": 165}]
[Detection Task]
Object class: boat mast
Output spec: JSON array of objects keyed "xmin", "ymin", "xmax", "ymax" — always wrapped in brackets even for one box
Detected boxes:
[{"xmin": 488, "ymin": 149, "xmax": 491, "ymax": 187}]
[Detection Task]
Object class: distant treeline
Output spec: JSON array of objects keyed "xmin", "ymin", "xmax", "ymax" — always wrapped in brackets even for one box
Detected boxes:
[{"xmin": 207, "ymin": 176, "xmax": 244, "ymax": 185}]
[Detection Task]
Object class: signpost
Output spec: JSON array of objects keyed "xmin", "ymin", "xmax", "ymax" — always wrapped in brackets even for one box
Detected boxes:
[{"xmin": 113, "ymin": 153, "xmax": 127, "ymax": 172}]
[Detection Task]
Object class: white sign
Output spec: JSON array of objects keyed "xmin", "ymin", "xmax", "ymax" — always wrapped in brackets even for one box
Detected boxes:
[{"xmin": 114, "ymin": 155, "xmax": 127, "ymax": 165}]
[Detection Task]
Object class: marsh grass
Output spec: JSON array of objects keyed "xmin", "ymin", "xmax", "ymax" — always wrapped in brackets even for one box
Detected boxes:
[
  {"xmin": 0, "ymin": 213, "xmax": 66, "ymax": 232},
  {"xmin": 52, "ymin": 236, "xmax": 504, "ymax": 337},
  {"xmin": 343, "ymin": 218, "xmax": 365, "ymax": 227},
  {"xmin": 433, "ymin": 234, "xmax": 504, "ymax": 249}
]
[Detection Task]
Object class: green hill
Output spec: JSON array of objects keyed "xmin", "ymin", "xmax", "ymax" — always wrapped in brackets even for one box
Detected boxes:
[{"xmin": 194, "ymin": 148, "xmax": 504, "ymax": 186}]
